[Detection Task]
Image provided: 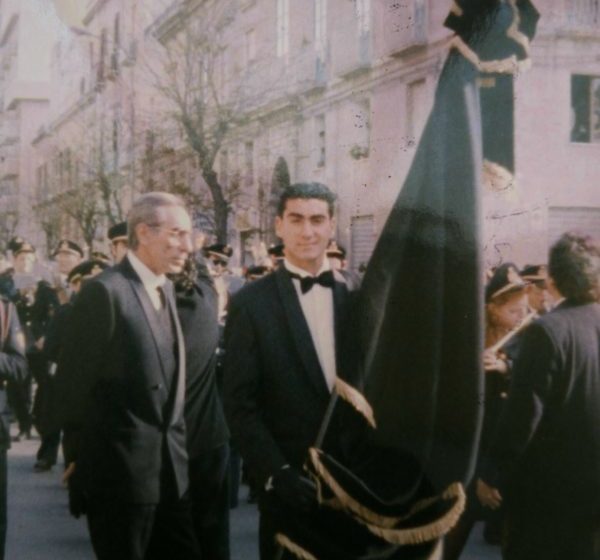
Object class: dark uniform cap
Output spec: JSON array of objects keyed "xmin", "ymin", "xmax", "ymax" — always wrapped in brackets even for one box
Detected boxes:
[
  {"xmin": 8, "ymin": 236, "xmax": 35, "ymax": 256},
  {"xmin": 267, "ymin": 244, "xmax": 285, "ymax": 258},
  {"xmin": 520, "ymin": 264, "xmax": 547, "ymax": 283},
  {"xmin": 245, "ymin": 265, "xmax": 269, "ymax": 279},
  {"xmin": 326, "ymin": 241, "xmax": 346, "ymax": 259},
  {"xmin": 67, "ymin": 259, "xmax": 108, "ymax": 284},
  {"xmin": 91, "ymin": 251, "xmax": 111, "ymax": 264},
  {"xmin": 203, "ymin": 243, "xmax": 233, "ymax": 262},
  {"xmin": 108, "ymin": 222, "xmax": 128, "ymax": 243},
  {"xmin": 52, "ymin": 239, "xmax": 84, "ymax": 259},
  {"xmin": 485, "ymin": 262, "xmax": 528, "ymax": 302}
]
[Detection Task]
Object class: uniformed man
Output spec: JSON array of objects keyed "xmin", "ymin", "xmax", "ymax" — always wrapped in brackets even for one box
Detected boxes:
[
  {"xmin": 33, "ymin": 239, "xmax": 82, "ymax": 471},
  {"xmin": 326, "ymin": 241, "xmax": 347, "ymax": 271},
  {"xmin": 267, "ymin": 244, "xmax": 285, "ymax": 270},
  {"xmin": 7, "ymin": 237, "xmax": 61, "ymax": 442},
  {"xmin": 107, "ymin": 222, "xmax": 128, "ymax": 264}
]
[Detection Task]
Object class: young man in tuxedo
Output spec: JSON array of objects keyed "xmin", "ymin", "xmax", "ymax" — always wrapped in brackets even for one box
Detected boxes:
[
  {"xmin": 223, "ymin": 182, "xmax": 359, "ymax": 559},
  {"xmin": 59, "ymin": 192, "xmax": 201, "ymax": 560}
]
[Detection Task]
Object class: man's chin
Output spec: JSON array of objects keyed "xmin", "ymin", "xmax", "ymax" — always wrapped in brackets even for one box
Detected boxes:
[{"xmin": 169, "ymin": 262, "xmax": 185, "ymax": 273}]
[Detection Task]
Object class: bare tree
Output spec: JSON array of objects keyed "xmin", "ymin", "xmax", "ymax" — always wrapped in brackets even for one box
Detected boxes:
[
  {"xmin": 148, "ymin": 0, "xmax": 257, "ymax": 242},
  {"xmin": 34, "ymin": 200, "xmax": 63, "ymax": 257},
  {"xmin": 0, "ymin": 209, "xmax": 19, "ymax": 252}
]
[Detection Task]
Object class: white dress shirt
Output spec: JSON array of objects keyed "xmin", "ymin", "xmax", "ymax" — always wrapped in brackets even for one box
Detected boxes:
[
  {"xmin": 285, "ymin": 258, "xmax": 337, "ymax": 391},
  {"xmin": 128, "ymin": 250, "xmax": 167, "ymax": 311}
]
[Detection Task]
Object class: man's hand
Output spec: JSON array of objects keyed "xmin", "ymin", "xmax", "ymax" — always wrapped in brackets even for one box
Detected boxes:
[
  {"xmin": 476, "ymin": 478, "xmax": 503, "ymax": 509},
  {"xmin": 62, "ymin": 462, "xmax": 76, "ymax": 485},
  {"xmin": 271, "ymin": 465, "xmax": 318, "ymax": 513}
]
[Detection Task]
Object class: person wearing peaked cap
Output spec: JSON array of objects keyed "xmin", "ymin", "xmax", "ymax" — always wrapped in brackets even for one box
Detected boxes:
[
  {"xmin": 245, "ymin": 265, "xmax": 270, "ymax": 282},
  {"xmin": 478, "ymin": 232, "xmax": 600, "ymax": 559},
  {"xmin": 90, "ymin": 251, "xmax": 111, "ymax": 266},
  {"xmin": 7, "ymin": 238, "xmax": 44, "ymax": 444},
  {"xmin": 267, "ymin": 244, "xmax": 285, "ymax": 270},
  {"xmin": 446, "ymin": 263, "xmax": 530, "ymax": 558},
  {"xmin": 35, "ymin": 259, "xmax": 110, "ymax": 475},
  {"xmin": 32, "ymin": 241, "xmax": 84, "ymax": 472},
  {"xmin": 326, "ymin": 241, "xmax": 347, "ymax": 271},
  {"xmin": 108, "ymin": 222, "xmax": 128, "ymax": 264},
  {"xmin": 204, "ymin": 244, "xmax": 234, "ymax": 264},
  {"xmin": 520, "ymin": 264, "xmax": 550, "ymax": 315},
  {"xmin": 52, "ymin": 240, "xmax": 84, "ymax": 283}
]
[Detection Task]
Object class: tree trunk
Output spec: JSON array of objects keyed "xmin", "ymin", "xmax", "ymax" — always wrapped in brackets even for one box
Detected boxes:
[{"xmin": 202, "ymin": 166, "xmax": 229, "ymax": 243}]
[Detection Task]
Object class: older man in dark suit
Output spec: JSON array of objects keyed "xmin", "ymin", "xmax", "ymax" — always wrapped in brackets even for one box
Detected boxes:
[
  {"xmin": 477, "ymin": 232, "xmax": 600, "ymax": 560},
  {"xmin": 59, "ymin": 192, "xmax": 200, "ymax": 560},
  {"xmin": 223, "ymin": 182, "xmax": 359, "ymax": 560}
]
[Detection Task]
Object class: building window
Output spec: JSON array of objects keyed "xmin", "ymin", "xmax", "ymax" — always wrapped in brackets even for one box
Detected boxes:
[
  {"xmin": 350, "ymin": 214, "xmax": 375, "ymax": 272},
  {"xmin": 315, "ymin": 0, "xmax": 327, "ymax": 57},
  {"xmin": 315, "ymin": 114, "xmax": 326, "ymax": 167},
  {"xmin": 350, "ymin": 98, "xmax": 370, "ymax": 158},
  {"xmin": 355, "ymin": 0, "xmax": 371, "ymax": 36},
  {"xmin": 571, "ymin": 74, "xmax": 600, "ymax": 143},
  {"xmin": 406, "ymin": 78, "xmax": 427, "ymax": 144},
  {"xmin": 276, "ymin": 0, "xmax": 290, "ymax": 58},
  {"xmin": 244, "ymin": 141, "xmax": 254, "ymax": 186},
  {"xmin": 245, "ymin": 29, "xmax": 256, "ymax": 65}
]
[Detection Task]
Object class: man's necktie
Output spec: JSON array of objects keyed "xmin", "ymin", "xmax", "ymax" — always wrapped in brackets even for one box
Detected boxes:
[
  {"xmin": 156, "ymin": 285, "xmax": 167, "ymax": 310},
  {"xmin": 289, "ymin": 270, "xmax": 335, "ymax": 294}
]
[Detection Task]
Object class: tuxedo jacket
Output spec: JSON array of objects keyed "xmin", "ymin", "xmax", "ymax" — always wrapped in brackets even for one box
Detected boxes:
[
  {"xmin": 483, "ymin": 300, "xmax": 600, "ymax": 518},
  {"xmin": 59, "ymin": 257, "xmax": 188, "ymax": 504},
  {"xmin": 223, "ymin": 265, "xmax": 359, "ymax": 487}
]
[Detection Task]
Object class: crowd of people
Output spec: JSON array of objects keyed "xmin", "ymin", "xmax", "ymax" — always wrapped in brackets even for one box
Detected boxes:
[{"xmin": 0, "ymin": 183, "xmax": 598, "ymax": 560}]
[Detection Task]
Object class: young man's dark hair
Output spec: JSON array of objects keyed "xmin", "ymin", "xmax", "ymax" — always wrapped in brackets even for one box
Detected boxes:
[
  {"xmin": 549, "ymin": 232, "xmax": 600, "ymax": 303},
  {"xmin": 276, "ymin": 182, "xmax": 336, "ymax": 217}
]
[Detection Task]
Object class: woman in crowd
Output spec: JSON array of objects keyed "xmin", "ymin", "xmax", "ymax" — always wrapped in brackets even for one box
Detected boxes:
[{"xmin": 444, "ymin": 263, "xmax": 529, "ymax": 559}]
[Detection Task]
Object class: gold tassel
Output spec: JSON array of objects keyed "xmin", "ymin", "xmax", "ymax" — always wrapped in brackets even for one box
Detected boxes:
[
  {"xmin": 483, "ymin": 159, "xmax": 516, "ymax": 192},
  {"xmin": 334, "ymin": 378, "xmax": 376, "ymax": 429},
  {"xmin": 275, "ymin": 533, "xmax": 318, "ymax": 560},
  {"xmin": 309, "ymin": 448, "xmax": 466, "ymax": 543}
]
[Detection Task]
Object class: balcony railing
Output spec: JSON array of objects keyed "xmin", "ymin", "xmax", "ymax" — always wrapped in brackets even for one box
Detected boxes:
[{"xmin": 541, "ymin": 0, "xmax": 600, "ymax": 34}]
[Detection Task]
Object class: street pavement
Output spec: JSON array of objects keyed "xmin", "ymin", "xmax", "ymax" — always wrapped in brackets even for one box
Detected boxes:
[{"xmin": 5, "ymin": 433, "xmax": 500, "ymax": 559}]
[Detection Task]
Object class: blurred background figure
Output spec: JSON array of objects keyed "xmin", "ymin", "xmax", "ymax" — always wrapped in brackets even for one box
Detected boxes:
[
  {"xmin": 520, "ymin": 264, "xmax": 550, "ymax": 315},
  {"xmin": 107, "ymin": 222, "xmax": 128, "ymax": 264},
  {"xmin": 169, "ymin": 256, "xmax": 231, "ymax": 560},
  {"xmin": 445, "ymin": 263, "xmax": 529, "ymax": 559},
  {"xmin": 266, "ymin": 244, "xmax": 284, "ymax": 270},
  {"xmin": 326, "ymin": 240, "xmax": 347, "ymax": 271},
  {"xmin": 244, "ymin": 266, "xmax": 270, "ymax": 282},
  {"xmin": 33, "ymin": 239, "xmax": 82, "ymax": 471}
]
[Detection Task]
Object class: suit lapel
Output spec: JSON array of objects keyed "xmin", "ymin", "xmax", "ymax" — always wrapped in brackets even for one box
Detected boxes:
[
  {"xmin": 164, "ymin": 281, "xmax": 186, "ymax": 426},
  {"xmin": 275, "ymin": 267, "xmax": 330, "ymax": 396},
  {"xmin": 332, "ymin": 270, "xmax": 349, "ymax": 380},
  {"xmin": 122, "ymin": 258, "xmax": 172, "ymax": 389}
]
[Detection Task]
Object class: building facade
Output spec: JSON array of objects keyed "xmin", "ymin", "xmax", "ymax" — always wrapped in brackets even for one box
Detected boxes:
[{"xmin": 4, "ymin": 0, "xmax": 600, "ymax": 269}]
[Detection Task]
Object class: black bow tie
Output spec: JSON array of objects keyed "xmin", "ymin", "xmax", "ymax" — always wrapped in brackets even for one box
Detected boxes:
[{"xmin": 289, "ymin": 270, "xmax": 335, "ymax": 294}]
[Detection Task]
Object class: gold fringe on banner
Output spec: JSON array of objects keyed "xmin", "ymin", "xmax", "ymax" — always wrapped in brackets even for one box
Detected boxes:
[
  {"xmin": 309, "ymin": 448, "xmax": 466, "ymax": 544},
  {"xmin": 483, "ymin": 159, "xmax": 516, "ymax": 192},
  {"xmin": 275, "ymin": 533, "xmax": 318, "ymax": 560},
  {"xmin": 334, "ymin": 378, "xmax": 376, "ymax": 429}
]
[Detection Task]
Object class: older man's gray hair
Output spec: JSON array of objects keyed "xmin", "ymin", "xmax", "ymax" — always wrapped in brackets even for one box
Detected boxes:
[{"xmin": 127, "ymin": 191, "xmax": 187, "ymax": 250}]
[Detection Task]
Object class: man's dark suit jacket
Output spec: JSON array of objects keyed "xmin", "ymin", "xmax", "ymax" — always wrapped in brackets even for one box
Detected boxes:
[
  {"xmin": 174, "ymin": 273, "xmax": 229, "ymax": 456},
  {"xmin": 59, "ymin": 257, "xmax": 188, "ymax": 504},
  {"xmin": 483, "ymin": 300, "xmax": 600, "ymax": 519},
  {"xmin": 223, "ymin": 265, "xmax": 358, "ymax": 488}
]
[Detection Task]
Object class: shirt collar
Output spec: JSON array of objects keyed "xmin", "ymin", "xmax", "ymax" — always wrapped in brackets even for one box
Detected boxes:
[
  {"xmin": 284, "ymin": 258, "xmax": 331, "ymax": 278},
  {"xmin": 128, "ymin": 250, "xmax": 166, "ymax": 290}
]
